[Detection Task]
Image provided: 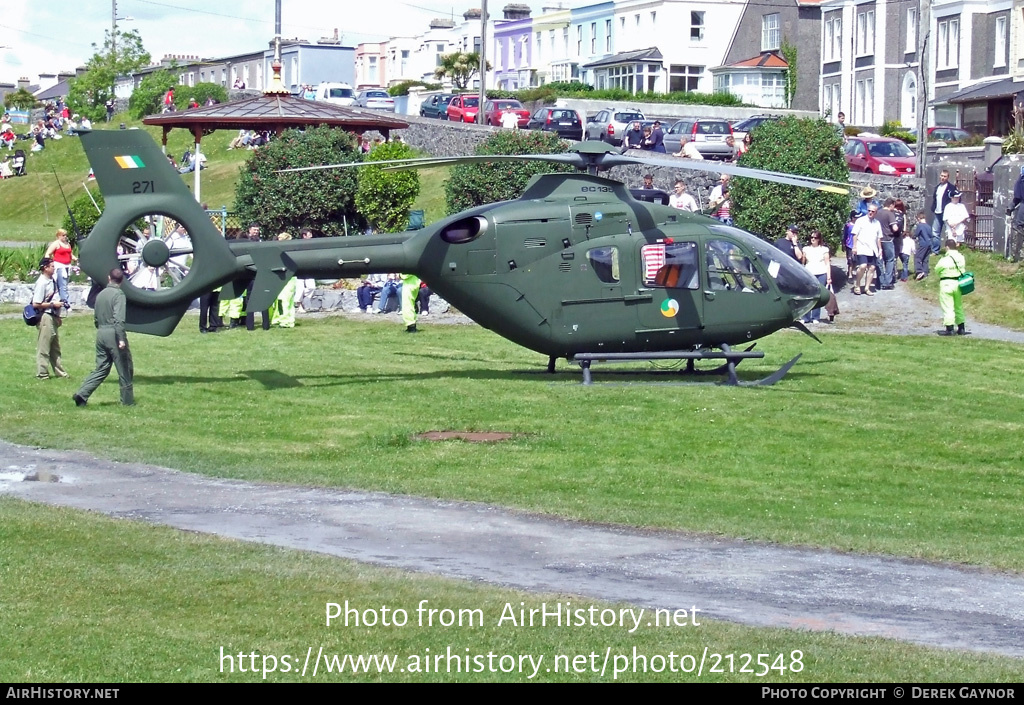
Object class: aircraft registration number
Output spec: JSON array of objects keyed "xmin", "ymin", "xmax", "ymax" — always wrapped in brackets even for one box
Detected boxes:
[
  {"xmin": 580, "ymin": 186, "xmax": 613, "ymax": 193},
  {"xmin": 132, "ymin": 180, "xmax": 155, "ymax": 193}
]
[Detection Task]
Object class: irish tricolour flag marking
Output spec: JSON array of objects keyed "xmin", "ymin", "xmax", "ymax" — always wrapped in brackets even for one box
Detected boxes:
[{"xmin": 114, "ymin": 155, "xmax": 145, "ymax": 169}]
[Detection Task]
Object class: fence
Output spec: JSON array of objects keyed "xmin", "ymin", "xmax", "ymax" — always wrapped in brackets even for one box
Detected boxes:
[
  {"xmin": 205, "ymin": 207, "xmax": 245, "ymax": 239},
  {"xmin": 955, "ymin": 171, "xmax": 994, "ymax": 251}
]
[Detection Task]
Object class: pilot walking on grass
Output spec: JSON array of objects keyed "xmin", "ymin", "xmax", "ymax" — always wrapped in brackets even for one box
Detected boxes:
[{"xmin": 73, "ymin": 268, "xmax": 134, "ymax": 406}]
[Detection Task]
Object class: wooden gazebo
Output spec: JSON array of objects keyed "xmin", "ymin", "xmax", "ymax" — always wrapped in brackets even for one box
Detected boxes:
[{"xmin": 142, "ymin": 57, "xmax": 408, "ymax": 200}]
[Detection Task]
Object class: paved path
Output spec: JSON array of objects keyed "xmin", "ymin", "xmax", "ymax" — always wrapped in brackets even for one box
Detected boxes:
[{"xmin": 2, "ymin": 439, "xmax": 1022, "ymax": 658}]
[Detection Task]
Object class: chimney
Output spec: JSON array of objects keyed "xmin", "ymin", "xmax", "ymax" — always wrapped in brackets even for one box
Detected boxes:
[
  {"xmin": 503, "ymin": 4, "xmax": 532, "ymax": 20},
  {"xmin": 464, "ymin": 8, "xmax": 482, "ymax": 21},
  {"xmin": 17, "ymin": 77, "xmax": 29, "ymax": 90}
]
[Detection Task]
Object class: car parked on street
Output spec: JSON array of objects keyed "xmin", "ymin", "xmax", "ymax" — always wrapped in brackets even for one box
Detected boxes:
[
  {"xmin": 663, "ymin": 118, "xmax": 733, "ymax": 159},
  {"xmin": 584, "ymin": 107, "xmax": 646, "ymax": 145},
  {"xmin": 356, "ymin": 89, "xmax": 395, "ymax": 111},
  {"xmin": 526, "ymin": 107, "xmax": 584, "ymax": 140},
  {"xmin": 312, "ymin": 82, "xmax": 356, "ymax": 107},
  {"xmin": 446, "ymin": 95, "xmax": 481, "ymax": 123},
  {"xmin": 843, "ymin": 135, "xmax": 916, "ymax": 175},
  {"xmin": 419, "ymin": 94, "xmax": 455, "ymax": 119},
  {"xmin": 922, "ymin": 126, "xmax": 971, "ymax": 143},
  {"xmin": 483, "ymin": 99, "xmax": 531, "ymax": 127},
  {"xmin": 730, "ymin": 114, "xmax": 780, "ymax": 142}
]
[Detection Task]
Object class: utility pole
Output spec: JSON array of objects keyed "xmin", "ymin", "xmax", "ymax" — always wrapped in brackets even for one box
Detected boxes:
[
  {"xmin": 111, "ymin": 0, "xmax": 118, "ymax": 102},
  {"xmin": 916, "ymin": 0, "xmax": 931, "ymax": 176},
  {"xmin": 477, "ymin": 0, "xmax": 488, "ymax": 124}
]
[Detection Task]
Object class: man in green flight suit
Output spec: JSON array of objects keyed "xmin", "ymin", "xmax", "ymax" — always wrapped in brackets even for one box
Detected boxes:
[{"xmin": 73, "ymin": 268, "xmax": 135, "ymax": 406}]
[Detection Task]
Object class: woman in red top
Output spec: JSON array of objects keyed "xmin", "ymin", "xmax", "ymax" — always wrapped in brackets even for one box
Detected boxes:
[{"xmin": 44, "ymin": 229, "xmax": 76, "ymax": 309}]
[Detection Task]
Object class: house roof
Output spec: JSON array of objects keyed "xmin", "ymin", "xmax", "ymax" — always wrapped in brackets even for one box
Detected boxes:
[
  {"xmin": 35, "ymin": 79, "xmax": 71, "ymax": 101},
  {"xmin": 582, "ymin": 47, "xmax": 662, "ymax": 70},
  {"xmin": 711, "ymin": 51, "xmax": 788, "ymax": 73},
  {"xmin": 937, "ymin": 77, "xmax": 1024, "ymax": 105},
  {"xmin": 142, "ymin": 94, "xmax": 409, "ymax": 135}
]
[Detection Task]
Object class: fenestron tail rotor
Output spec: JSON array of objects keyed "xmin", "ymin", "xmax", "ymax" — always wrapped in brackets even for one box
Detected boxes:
[{"xmin": 78, "ymin": 130, "xmax": 244, "ymax": 335}]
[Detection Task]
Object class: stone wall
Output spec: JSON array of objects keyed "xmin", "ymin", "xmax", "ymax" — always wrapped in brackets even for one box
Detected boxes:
[{"xmin": 0, "ymin": 283, "xmax": 449, "ymax": 316}]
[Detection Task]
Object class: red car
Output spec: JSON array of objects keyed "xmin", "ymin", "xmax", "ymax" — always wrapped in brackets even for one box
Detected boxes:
[
  {"xmin": 484, "ymin": 99, "xmax": 530, "ymax": 128},
  {"xmin": 446, "ymin": 95, "xmax": 481, "ymax": 123},
  {"xmin": 843, "ymin": 136, "xmax": 916, "ymax": 175}
]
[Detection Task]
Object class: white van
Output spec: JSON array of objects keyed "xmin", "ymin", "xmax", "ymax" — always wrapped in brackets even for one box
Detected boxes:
[{"xmin": 313, "ymin": 83, "xmax": 357, "ymax": 107}]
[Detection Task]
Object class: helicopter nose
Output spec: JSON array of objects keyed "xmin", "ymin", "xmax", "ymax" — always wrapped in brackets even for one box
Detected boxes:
[{"xmin": 817, "ymin": 283, "xmax": 830, "ymax": 310}]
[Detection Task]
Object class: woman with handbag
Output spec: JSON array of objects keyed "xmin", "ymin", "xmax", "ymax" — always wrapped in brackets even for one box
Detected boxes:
[{"xmin": 801, "ymin": 230, "xmax": 833, "ymax": 324}]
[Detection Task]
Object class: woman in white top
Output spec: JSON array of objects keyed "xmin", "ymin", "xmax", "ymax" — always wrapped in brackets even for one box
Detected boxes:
[
  {"xmin": 801, "ymin": 229, "xmax": 832, "ymax": 323},
  {"xmin": 942, "ymin": 193, "xmax": 970, "ymax": 243}
]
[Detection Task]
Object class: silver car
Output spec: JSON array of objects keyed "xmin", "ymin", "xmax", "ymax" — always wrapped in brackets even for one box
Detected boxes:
[
  {"xmin": 585, "ymin": 107, "xmax": 646, "ymax": 145},
  {"xmin": 356, "ymin": 89, "xmax": 395, "ymax": 111},
  {"xmin": 663, "ymin": 118, "xmax": 734, "ymax": 159}
]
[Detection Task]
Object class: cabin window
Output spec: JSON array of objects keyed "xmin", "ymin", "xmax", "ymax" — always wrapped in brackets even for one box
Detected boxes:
[
  {"xmin": 439, "ymin": 216, "xmax": 488, "ymax": 244},
  {"xmin": 706, "ymin": 240, "xmax": 769, "ymax": 293},
  {"xmin": 642, "ymin": 241, "xmax": 698, "ymax": 289},
  {"xmin": 587, "ymin": 246, "xmax": 620, "ymax": 283}
]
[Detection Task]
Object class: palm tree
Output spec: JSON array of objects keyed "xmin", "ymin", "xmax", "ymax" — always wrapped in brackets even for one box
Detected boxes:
[{"xmin": 433, "ymin": 52, "xmax": 491, "ymax": 90}]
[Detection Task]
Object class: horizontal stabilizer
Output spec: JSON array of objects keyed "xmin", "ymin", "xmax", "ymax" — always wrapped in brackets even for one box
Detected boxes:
[
  {"xmin": 243, "ymin": 249, "xmax": 295, "ymax": 312},
  {"xmin": 126, "ymin": 301, "xmax": 191, "ymax": 337}
]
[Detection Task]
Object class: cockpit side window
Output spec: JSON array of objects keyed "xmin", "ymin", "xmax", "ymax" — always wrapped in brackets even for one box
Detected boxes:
[
  {"xmin": 587, "ymin": 246, "xmax": 620, "ymax": 283},
  {"xmin": 706, "ymin": 239, "xmax": 769, "ymax": 293},
  {"xmin": 642, "ymin": 241, "xmax": 699, "ymax": 289}
]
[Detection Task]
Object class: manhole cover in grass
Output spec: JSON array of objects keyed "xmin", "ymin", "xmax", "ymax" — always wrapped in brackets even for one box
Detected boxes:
[{"xmin": 414, "ymin": 431, "xmax": 516, "ymax": 443}]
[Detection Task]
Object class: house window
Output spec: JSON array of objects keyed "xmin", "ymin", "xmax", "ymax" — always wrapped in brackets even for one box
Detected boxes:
[
  {"xmin": 401, "ymin": 50, "xmax": 409, "ymax": 75},
  {"xmin": 995, "ymin": 16, "xmax": 1007, "ymax": 68},
  {"xmin": 591, "ymin": 22, "xmax": 597, "ymax": 54},
  {"xmin": 577, "ymin": 25, "xmax": 582, "ymax": 55},
  {"xmin": 669, "ymin": 65, "xmax": 703, "ymax": 92},
  {"xmin": 937, "ymin": 17, "xmax": 959, "ymax": 70},
  {"xmin": 368, "ymin": 56, "xmax": 377, "ymax": 84},
  {"xmin": 824, "ymin": 16, "xmax": 842, "ymax": 62},
  {"xmin": 856, "ymin": 10, "xmax": 874, "ymax": 56},
  {"xmin": 906, "ymin": 8, "xmax": 917, "ymax": 54},
  {"xmin": 563, "ymin": 27, "xmax": 569, "ymax": 54},
  {"xmin": 691, "ymin": 12, "xmax": 705, "ymax": 41},
  {"xmin": 606, "ymin": 19, "xmax": 612, "ymax": 52},
  {"xmin": 651, "ymin": 11, "xmax": 656, "ymax": 24},
  {"xmin": 855, "ymin": 77, "xmax": 874, "ymax": 124},
  {"xmin": 762, "ymin": 14, "xmax": 780, "ymax": 52},
  {"xmin": 550, "ymin": 29, "xmax": 556, "ymax": 55}
]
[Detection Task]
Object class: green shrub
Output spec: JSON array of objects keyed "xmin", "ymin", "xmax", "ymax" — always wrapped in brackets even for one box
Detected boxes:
[
  {"xmin": 235, "ymin": 126, "xmax": 363, "ymax": 237},
  {"xmin": 62, "ymin": 190, "xmax": 107, "ymax": 243},
  {"xmin": 444, "ymin": 130, "xmax": 572, "ymax": 215},
  {"xmin": 174, "ymin": 82, "xmax": 229, "ymax": 110},
  {"xmin": 544, "ymin": 81, "xmax": 593, "ymax": 93},
  {"xmin": 880, "ymin": 120, "xmax": 915, "ymax": 144},
  {"xmin": 128, "ymin": 69, "xmax": 177, "ymax": 119},
  {"xmin": 388, "ymin": 81, "xmax": 441, "ymax": 97},
  {"xmin": 731, "ymin": 116, "xmax": 849, "ymax": 253},
  {"xmin": 354, "ymin": 142, "xmax": 420, "ymax": 233}
]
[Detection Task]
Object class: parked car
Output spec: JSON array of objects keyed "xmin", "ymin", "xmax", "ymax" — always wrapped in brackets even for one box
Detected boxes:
[
  {"xmin": 926, "ymin": 126, "xmax": 971, "ymax": 143},
  {"xmin": 843, "ymin": 136, "xmax": 916, "ymax": 175},
  {"xmin": 312, "ymin": 82, "xmax": 356, "ymax": 107},
  {"xmin": 420, "ymin": 94, "xmax": 455, "ymax": 119},
  {"xmin": 356, "ymin": 89, "xmax": 395, "ymax": 111},
  {"xmin": 526, "ymin": 107, "xmax": 584, "ymax": 140},
  {"xmin": 730, "ymin": 114, "xmax": 780, "ymax": 142},
  {"xmin": 484, "ymin": 99, "xmax": 531, "ymax": 127},
  {"xmin": 584, "ymin": 108, "xmax": 646, "ymax": 145},
  {"xmin": 663, "ymin": 118, "xmax": 733, "ymax": 159},
  {"xmin": 446, "ymin": 95, "xmax": 481, "ymax": 123}
]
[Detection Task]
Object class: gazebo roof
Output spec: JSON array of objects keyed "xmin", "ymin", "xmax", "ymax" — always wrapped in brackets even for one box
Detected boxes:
[{"xmin": 142, "ymin": 94, "xmax": 409, "ymax": 135}]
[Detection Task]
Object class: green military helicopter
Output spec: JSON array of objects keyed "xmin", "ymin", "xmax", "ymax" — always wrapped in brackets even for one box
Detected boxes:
[{"xmin": 77, "ymin": 129, "xmax": 845, "ymax": 385}]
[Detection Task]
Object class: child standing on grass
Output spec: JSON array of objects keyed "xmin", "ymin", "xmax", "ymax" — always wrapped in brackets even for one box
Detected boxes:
[
  {"xmin": 913, "ymin": 211, "xmax": 932, "ymax": 280},
  {"xmin": 899, "ymin": 227, "xmax": 915, "ymax": 282}
]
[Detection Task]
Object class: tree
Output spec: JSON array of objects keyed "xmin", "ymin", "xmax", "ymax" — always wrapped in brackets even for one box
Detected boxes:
[
  {"xmin": 3, "ymin": 87, "xmax": 39, "ymax": 110},
  {"xmin": 174, "ymin": 82, "xmax": 228, "ymax": 110},
  {"xmin": 445, "ymin": 130, "xmax": 573, "ymax": 215},
  {"xmin": 62, "ymin": 191, "xmax": 106, "ymax": 244},
  {"xmin": 67, "ymin": 29, "xmax": 151, "ymax": 122},
  {"xmin": 355, "ymin": 142, "xmax": 420, "ymax": 233},
  {"xmin": 235, "ymin": 126, "xmax": 363, "ymax": 238},
  {"xmin": 730, "ymin": 116, "xmax": 848, "ymax": 252},
  {"xmin": 433, "ymin": 52, "xmax": 491, "ymax": 90}
]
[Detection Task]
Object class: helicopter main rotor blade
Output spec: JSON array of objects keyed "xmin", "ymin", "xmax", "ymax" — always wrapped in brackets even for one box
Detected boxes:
[
  {"xmin": 598, "ymin": 154, "xmax": 852, "ymax": 195},
  {"xmin": 278, "ymin": 153, "xmax": 587, "ymax": 174}
]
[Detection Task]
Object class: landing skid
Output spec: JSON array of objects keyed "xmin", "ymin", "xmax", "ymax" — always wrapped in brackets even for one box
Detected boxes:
[{"xmin": 569, "ymin": 344, "xmax": 802, "ymax": 386}]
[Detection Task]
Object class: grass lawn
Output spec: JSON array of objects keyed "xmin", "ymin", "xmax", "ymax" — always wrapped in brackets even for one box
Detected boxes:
[
  {"xmin": 2, "ymin": 313, "xmax": 1022, "ymax": 572},
  {"xmin": 2, "ymin": 498, "xmax": 1021, "ymax": 682}
]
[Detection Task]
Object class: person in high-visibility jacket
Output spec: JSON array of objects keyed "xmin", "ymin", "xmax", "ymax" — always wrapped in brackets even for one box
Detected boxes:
[
  {"xmin": 400, "ymin": 273, "xmax": 421, "ymax": 332},
  {"xmin": 271, "ymin": 233, "xmax": 297, "ymax": 328},
  {"xmin": 934, "ymin": 239, "xmax": 968, "ymax": 336}
]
